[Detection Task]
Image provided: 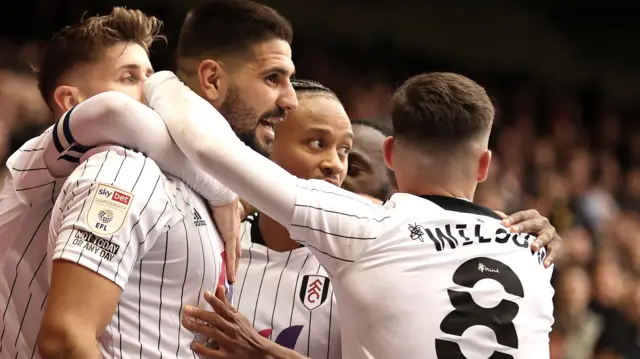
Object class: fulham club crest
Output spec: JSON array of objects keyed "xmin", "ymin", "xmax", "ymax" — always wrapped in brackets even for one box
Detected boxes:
[{"xmin": 299, "ymin": 275, "xmax": 331, "ymax": 310}]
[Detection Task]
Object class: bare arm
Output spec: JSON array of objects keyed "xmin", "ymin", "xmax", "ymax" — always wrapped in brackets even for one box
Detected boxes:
[
  {"xmin": 38, "ymin": 261, "xmax": 120, "ymax": 359},
  {"xmin": 40, "ymin": 149, "xmax": 172, "ymax": 358}
]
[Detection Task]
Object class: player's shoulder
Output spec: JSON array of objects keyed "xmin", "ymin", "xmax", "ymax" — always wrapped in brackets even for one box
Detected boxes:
[
  {"xmin": 69, "ymin": 147, "xmax": 163, "ymax": 181},
  {"xmin": 61, "ymin": 147, "xmax": 171, "ymax": 204},
  {"xmin": 389, "ymin": 193, "xmax": 501, "ymax": 222}
]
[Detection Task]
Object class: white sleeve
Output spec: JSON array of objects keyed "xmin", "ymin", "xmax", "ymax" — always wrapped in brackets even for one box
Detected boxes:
[
  {"xmin": 42, "ymin": 91, "xmax": 235, "ymax": 206},
  {"xmin": 49, "ymin": 148, "xmax": 173, "ymax": 290},
  {"xmin": 4, "ymin": 128, "xmax": 59, "ymax": 205},
  {"xmin": 145, "ymin": 72, "xmax": 386, "ymax": 274},
  {"xmin": 290, "ymin": 179, "xmax": 389, "ymax": 273}
]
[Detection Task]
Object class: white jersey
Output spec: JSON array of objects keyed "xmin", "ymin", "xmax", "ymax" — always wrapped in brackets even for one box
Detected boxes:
[
  {"xmin": 289, "ymin": 186, "xmax": 555, "ymax": 359},
  {"xmin": 0, "ymin": 145, "xmax": 225, "ymax": 359},
  {"xmin": 0, "ymin": 129, "xmax": 66, "ymax": 358},
  {"xmin": 0, "ymin": 128, "xmax": 64, "ymax": 266},
  {"xmin": 233, "ymin": 215, "xmax": 341, "ymax": 359},
  {"xmin": 142, "ymin": 72, "xmax": 555, "ymax": 359}
]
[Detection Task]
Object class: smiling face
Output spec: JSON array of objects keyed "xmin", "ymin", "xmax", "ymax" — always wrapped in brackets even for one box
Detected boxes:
[
  {"xmin": 269, "ymin": 93, "xmax": 353, "ymax": 186},
  {"xmin": 205, "ymin": 39, "xmax": 297, "ymax": 157}
]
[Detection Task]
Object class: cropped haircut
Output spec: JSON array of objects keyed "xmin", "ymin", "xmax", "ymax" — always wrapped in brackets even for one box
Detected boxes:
[
  {"xmin": 291, "ymin": 79, "xmax": 338, "ymax": 99},
  {"xmin": 391, "ymin": 72, "xmax": 495, "ymax": 150},
  {"xmin": 177, "ymin": 0, "xmax": 292, "ymax": 62},
  {"xmin": 36, "ymin": 7, "xmax": 164, "ymax": 109}
]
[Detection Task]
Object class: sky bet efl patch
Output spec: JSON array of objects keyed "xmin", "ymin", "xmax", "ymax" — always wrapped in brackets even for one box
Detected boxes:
[{"xmin": 86, "ymin": 183, "xmax": 134, "ymax": 236}]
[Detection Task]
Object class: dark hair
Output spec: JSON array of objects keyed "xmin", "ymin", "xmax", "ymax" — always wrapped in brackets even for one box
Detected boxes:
[
  {"xmin": 177, "ymin": 0, "xmax": 292, "ymax": 61},
  {"xmin": 291, "ymin": 79, "xmax": 338, "ymax": 99},
  {"xmin": 36, "ymin": 7, "xmax": 163, "ymax": 109},
  {"xmin": 391, "ymin": 72, "xmax": 494, "ymax": 149}
]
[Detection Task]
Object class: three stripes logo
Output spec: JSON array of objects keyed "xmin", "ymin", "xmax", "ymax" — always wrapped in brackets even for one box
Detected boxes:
[{"xmin": 193, "ymin": 208, "xmax": 206, "ymax": 227}]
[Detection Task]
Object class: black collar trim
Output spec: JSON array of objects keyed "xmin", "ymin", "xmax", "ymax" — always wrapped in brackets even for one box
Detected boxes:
[{"xmin": 418, "ymin": 195, "xmax": 502, "ymax": 220}]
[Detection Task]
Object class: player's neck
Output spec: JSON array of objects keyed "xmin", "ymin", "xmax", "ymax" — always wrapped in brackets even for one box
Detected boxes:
[
  {"xmin": 397, "ymin": 181, "xmax": 475, "ymax": 202},
  {"xmin": 258, "ymin": 213, "xmax": 302, "ymax": 252},
  {"xmin": 395, "ymin": 162, "xmax": 477, "ymax": 201}
]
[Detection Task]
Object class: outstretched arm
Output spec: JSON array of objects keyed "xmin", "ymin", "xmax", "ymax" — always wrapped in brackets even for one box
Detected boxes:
[
  {"xmin": 145, "ymin": 72, "xmax": 387, "ymax": 275},
  {"xmin": 42, "ymin": 91, "xmax": 235, "ymax": 206},
  {"xmin": 42, "ymin": 91, "xmax": 243, "ymax": 281}
]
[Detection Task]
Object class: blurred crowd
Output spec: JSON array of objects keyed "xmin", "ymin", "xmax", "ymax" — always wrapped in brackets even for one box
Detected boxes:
[{"xmin": 1, "ymin": 36, "xmax": 639, "ymax": 359}]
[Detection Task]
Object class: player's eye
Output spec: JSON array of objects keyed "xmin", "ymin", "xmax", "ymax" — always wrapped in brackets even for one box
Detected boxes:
[
  {"xmin": 266, "ymin": 74, "xmax": 278, "ymax": 84},
  {"xmin": 347, "ymin": 163, "xmax": 362, "ymax": 176},
  {"xmin": 121, "ymin": 73, "xmax": 139, "ymax": 84},
  {"xmin": 338, "ymin": 146, "xmax": 350, "ymax": 156},
  {"xmin": 309, "ymin": 140, "xmax": 323, "ymax": 150}
]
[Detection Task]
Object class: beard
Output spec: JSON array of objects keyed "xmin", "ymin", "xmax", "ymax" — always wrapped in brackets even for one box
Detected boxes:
[{"xmin": 218, "ymin": 85, "xmax": 271, "ymax": 158}]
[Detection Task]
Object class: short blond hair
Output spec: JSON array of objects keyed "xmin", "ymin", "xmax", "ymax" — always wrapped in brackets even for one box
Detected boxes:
[{"xmin": 36, "ymin": 7, "xmax": 164, "ymax": 108}]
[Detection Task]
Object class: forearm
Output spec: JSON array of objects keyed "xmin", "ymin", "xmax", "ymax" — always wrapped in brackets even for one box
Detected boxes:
[{"xmin": 43, "ymin": 91, "xmax": 235, "ymax": 205}]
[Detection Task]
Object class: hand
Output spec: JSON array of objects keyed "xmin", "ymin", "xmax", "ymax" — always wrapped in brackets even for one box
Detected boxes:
[
  {"xmin": 211, "ymin": 199, "xmax": 242, "ymax": 283},
  {"xmin": 239, "ymin": 198, "xmax": 256, "ymax": 220},
  {"xmin": 182, "ymin": 286, "xmax": 272, "ymax": 359},
  {"xmin": 498, "ymin": 209, "xmax": 561, "ymax": 268}
]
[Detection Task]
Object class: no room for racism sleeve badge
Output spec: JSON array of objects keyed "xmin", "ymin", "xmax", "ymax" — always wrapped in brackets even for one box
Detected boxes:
[{"xmin": 86, "ymin": 183, "xmax": 134, "ymax": 236}]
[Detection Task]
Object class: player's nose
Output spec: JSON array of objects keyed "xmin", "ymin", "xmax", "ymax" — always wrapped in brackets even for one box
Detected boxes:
[
  {"xmin": 277, "ymin": 81, "xmax": 298, "ymax": 112},
  {"xmin": 321, "ymin": 152, "xmax": 344, "ymax": 177}
]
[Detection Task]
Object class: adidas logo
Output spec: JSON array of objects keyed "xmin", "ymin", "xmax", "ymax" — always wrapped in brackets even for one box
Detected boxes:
[{"xmin": 193, "ymin": 209, "xmax": 206, "ymax": 227}]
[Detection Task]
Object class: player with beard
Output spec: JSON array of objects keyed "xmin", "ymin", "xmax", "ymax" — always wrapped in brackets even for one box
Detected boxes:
[
  {"xmin": 175, "ymin": 0, "xmax": 295, "ymax": 159},
  {"xmin": 145, "ymin": 71, "xmax": 558, "ymax": 359},
  {"xmin": 39, "ymin": 66, "xmax": 562, "ymax": 358},
  {"xmin": 145, "ymin": 78, "xmax": 561, "ymax": 358},
  {"xmin": 0, "ymin": 8, "xmax": 237, "ymax": 359},
  {"xmin": 228, "ymin": 79, "xmax": 348, "ymax": 358},
  {"xmin": 0, "ymin": 1, "xmax": 297, "ymax": 358}
]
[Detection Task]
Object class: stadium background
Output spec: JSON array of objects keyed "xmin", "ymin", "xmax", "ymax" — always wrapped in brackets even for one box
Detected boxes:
[{"xmin": 1, "ymin": 1, "xmax": 639, "ymax": 358}]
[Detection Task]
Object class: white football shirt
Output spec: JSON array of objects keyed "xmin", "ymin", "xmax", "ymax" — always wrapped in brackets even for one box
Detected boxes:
[
  {"xmin": 0, "ymin": 94, "xmax": 233, "ymax": 359},
  {"xmin": 0, "ymin": 146, "xmax": 225, "ymax": 359},
  {"xmin": 233, "ymin": 215, "xmax": 341, "ymax": 359},
  {"xmin": 289, "ymin": 186, "xmax": 555, "ymax": 359},
  {"xmin": 0, "ymin": 128, "xmax": 64, "ymax": 266},
  {"xmin": 144, "ymin": 72, "xmax": 555, "ymax": 359},
  {"xmin": 0, "ymin": 128, "xmax": 67, "ymax": 358}
]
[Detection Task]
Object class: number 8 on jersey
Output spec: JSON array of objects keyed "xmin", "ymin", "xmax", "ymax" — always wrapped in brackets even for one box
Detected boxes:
[{"xmin": 435, "ymin": 257, "xmax": 524, "ymax": 359}]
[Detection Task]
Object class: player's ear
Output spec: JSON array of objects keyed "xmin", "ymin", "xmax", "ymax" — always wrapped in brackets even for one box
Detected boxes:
[
  {"xmin": 52, "ymin": 85, "xmax": 82, "ymax": 114},
  {"xmin": 477, "ymin": 149, "xmax": 492, "ymax": 183},
  {"xmin": 198, "ymin": 59, "xmax": 226, "ymax": 103},
  {"xmin": 382, "ymin": 136, "xmax": 395, "ymax": 171}
]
